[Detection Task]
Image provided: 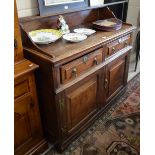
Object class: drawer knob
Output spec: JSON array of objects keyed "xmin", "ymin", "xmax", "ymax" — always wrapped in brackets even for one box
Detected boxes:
[
  {"xmin": 124, "ymin": 41, "xmax": 128, "ymax": 46},
  {"xmin": 112, "ymin": 47, "xmax": 116, "ymax": 53},
  {"xmin": 94, "ymin": 58, "xmax": 99, "ymax": 65},
  {"xmin": 72, "ymin": 68, "xmax": 77, "ymax": 77}
]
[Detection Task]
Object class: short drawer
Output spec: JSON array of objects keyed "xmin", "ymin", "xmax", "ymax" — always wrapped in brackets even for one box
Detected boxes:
[
  {"xmin": 61, "ymin": 48, "xmax": 103, "ymax": 83},
  {"xmin": 14, "ymin": 76, "xmax": 30, "ymax": 99},
  {"xmin": 106, "ymin": 34, "xmax": 131, "ymax": 57}
]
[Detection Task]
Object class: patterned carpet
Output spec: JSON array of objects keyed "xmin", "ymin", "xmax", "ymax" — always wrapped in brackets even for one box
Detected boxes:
[{"xmin": 47, "ymin": 74, "xmax": 140, "ymax": 155}]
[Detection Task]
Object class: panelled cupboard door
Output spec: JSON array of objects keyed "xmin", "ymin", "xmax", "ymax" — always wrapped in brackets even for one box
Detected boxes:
[
  {"xmin": 64, "ymin": 74, "xmax": 100, "ymax": 133},
  {"xmin": 14, "ymin": 95, "xmax": 42, "ymax": 154},
  {"xmin": 105, "ymin": 56, "xmax": 127, "ymax": 101}
]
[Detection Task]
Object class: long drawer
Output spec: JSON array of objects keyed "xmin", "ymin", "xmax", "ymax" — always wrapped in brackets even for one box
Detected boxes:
[
  {"xmin": 60, "ymin": 48, "xmax": 103, "ymax": 84},
  {"xmin": 105, "ymin": 34, "xmax": 131, "ymax": 58}
]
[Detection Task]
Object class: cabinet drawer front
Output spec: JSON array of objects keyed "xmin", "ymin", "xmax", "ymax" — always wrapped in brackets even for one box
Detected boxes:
[
  {"xmin": 14, "ymin": 76, "xmax": 30, "ymax": 99},
  {"xmin": 61, "ymin": 48, "xmax": 103, "ymax": 83},
  {"xmin": 106, "ymin": 35, "xmax": 131, "ymax": 57}
]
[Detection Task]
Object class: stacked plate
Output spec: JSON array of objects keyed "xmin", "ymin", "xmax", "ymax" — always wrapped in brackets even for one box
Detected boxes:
[
  {"xmin": 29, "ymin": 28, "xmax": 96, "ymax": 44},
  {"xmin": 63, "ymin": 33, "xmax": 87, "ymax": 43},
  {"xmin": 63, "ymin": 28, "xmax": 96, "ymax": 43},
  {"xmin": 93, "ymin": 18, "xmax": 122, "ymax": 31},
  {"xmin": 73, "ymin": 28, "xmax": 96, "ymax": 36}
]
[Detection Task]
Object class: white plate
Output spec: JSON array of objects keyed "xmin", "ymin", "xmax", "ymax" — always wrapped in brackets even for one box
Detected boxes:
[
  {"xmin": 73, "ymin": 28, "xmax": 96, "ymax": 36},
  {"xmin": 29, "ymin": 29, "xmax": 62, "ymax": 44},
  {"xmin": 63, "ymin": 33, "xmax": 87, "ymax": 42}
]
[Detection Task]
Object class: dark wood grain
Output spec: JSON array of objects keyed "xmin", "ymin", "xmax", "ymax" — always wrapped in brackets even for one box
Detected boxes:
[
  {"xmin": 21, "ymin": 7, "xmax": 135, "ymax": 151},
  {"xmin": 20, "ymin": 19, "xmax": 135, "ymax": 65}
]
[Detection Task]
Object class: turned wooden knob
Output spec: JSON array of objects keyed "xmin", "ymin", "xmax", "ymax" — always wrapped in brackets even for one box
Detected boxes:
[
  {"xmin": 124, "ymin": 41, "xmax": 128, "ymax": 46},
  {"xmin": 112, "ymin": 47, "xmax": 116, "ymax": 53},
  {"xmin": 94, "ymin": 58, "xmax": 99, "ymax": 65},
  {"xmin": 72, "ymin": 68, "xmax": 77, "ymax": 77}
]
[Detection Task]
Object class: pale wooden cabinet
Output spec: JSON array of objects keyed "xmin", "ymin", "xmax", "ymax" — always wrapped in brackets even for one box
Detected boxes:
[{"xmin": 14, "ymin": 1, "xmax": 48, "ymax": 154}]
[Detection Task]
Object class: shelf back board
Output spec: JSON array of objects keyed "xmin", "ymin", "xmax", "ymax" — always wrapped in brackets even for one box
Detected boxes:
[{"xmin": 38, "ymin": 0, "xmax": 89, "ymax": 16}]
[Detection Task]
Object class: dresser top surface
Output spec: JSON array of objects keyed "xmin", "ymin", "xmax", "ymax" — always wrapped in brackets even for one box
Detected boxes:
[
  {"xmin": 14, "ymin": 59, "xmax": 39, "ymax": 79},
  {"xmin": 23, "ymin": 24, "xmax": 136, "ymax": 64},
  {"xmin": 38, "ymin": 24, "xmax": 135, "ymax": 60}
]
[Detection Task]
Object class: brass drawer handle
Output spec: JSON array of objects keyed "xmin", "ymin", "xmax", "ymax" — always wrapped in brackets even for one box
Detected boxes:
[
  {"xmin": 72, "ymin": 68, "xmax": 77, "ymax": 77},
  {"xmin": 112, "ymin": 47, "xmax": 116, "ymax": 53},
  {"xmin": 94, "ymin": 57, "xmax": 99, "ymax": 65},
  {"xmin": 124, "ymin": 41, "xmax": 128, "ymax": 46},
  {"xmin": 104, "ymin": 78, "xmax": 108, "ymax": 89}
]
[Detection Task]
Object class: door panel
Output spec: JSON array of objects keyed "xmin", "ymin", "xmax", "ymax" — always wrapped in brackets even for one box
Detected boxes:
[
  {"xmin": 65, "ymin": 76, "xmax": 99, "ymax": 131},
  {"xmin": 14, "ymin": 95, "xmax": 41, "ymax": 151},
  {"xmin": 106, "ymin": 57, "xmax": 126, "ymax": 101}
]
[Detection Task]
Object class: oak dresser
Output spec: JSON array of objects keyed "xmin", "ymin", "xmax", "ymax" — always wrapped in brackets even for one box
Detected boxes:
[{"xmin": 19, "ymin": 7, "xmax": 136, "ymax": 151}]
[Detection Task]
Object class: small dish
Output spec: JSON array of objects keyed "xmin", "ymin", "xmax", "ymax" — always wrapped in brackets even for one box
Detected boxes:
[
  {"xmin": 63, "ymin": 33, "xmax": 87, "ymax": 42},
  {"xmin": 29, "ymin": 29, "xmax": 62, "ymax": 44},
  {"xmin": 73, "ymin": 28, "xmax": 96, "ymax": 36}
]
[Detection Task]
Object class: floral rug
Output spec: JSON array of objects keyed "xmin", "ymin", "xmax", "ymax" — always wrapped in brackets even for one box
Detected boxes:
[{"xmin": 46, "ymin": 74, "xmax": 140, "ymax": 155}]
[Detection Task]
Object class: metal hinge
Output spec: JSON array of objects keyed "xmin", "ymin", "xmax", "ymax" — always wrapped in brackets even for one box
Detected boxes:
[{"xmin": 59, "ymin": 99, "xmax": 65, "ymax": 111}]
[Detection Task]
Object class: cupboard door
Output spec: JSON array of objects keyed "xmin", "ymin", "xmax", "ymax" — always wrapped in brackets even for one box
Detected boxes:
[
  {"xmin": 64, "ymin": 75, "xmax": 99, "ymax": 132},
  {"xmin": 14, "ymin": 95, "xmax": 42, "ymax": 154},
  {"xmin": 105, "ymin": 56, "xmax": 127, "ymax": 101}
]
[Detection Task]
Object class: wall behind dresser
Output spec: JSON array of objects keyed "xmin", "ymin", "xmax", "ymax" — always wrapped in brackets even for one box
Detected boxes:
[
  {"xmin": 16, "ymin": 0, "xmax": 105, "ymax": 17},
  {"xmin": 126, "ymin": 0, "xmax": 140, "ymax": 27},
  {"xmin": 16, "ymin": 0, "xmax": 39, "ymax": 17},
  {"xmin": 16, "ymin": 0, "xmax": 140, "ymax": 27}
]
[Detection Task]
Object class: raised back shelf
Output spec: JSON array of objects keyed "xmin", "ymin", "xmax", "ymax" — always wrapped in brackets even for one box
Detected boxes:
[{"xmin": 20, "ymin": 7, "xmax": 134, "ymax": 64}]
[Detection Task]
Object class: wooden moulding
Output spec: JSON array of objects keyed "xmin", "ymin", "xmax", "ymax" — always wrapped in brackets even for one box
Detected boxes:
[{"xmin": 14, "ymin": 59, "xmax": 39, "ymax": 80}]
